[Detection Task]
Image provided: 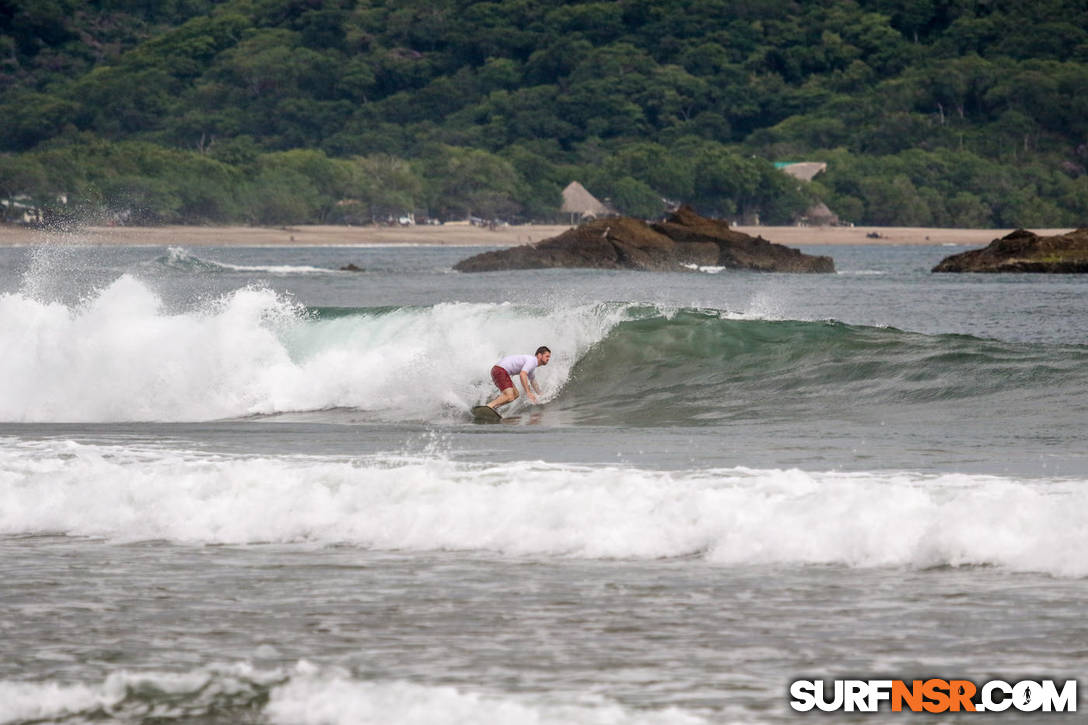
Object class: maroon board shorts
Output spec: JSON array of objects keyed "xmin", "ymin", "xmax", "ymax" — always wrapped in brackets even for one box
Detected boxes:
[{"xmin": 491, "ymin": 365, "xmax": 514, "ymax": 391}]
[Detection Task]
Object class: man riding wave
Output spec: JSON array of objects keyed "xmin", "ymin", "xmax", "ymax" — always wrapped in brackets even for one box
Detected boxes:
[{"xmin": 487, "ymin": 346, "xmax": 550, "ymax": 410}]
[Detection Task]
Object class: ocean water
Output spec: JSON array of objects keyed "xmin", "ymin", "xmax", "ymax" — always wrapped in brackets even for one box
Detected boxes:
[{"xmin": 1, "ymin": 240, "xmax": 1086, "ymax": 724}]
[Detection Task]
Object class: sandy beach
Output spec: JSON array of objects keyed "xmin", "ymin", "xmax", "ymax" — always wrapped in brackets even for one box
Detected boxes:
[{"xmin": 0, "ymin": 222, "xmax": 1071, "ymax": 248}]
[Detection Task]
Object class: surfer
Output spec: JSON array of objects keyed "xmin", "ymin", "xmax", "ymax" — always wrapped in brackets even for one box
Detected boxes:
[{"xmin": 487, "ymin": 346, "xmax": 551, "ymax": 410}]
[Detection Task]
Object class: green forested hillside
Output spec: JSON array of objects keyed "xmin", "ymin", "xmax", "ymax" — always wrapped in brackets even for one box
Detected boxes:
[{"xmin": 3, "ymin": 0, "xmax": 1088, "ymax": 226}]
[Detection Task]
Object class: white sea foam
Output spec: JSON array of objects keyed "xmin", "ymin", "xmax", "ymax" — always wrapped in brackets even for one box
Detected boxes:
[
  {"xmin": 0, "ymin": 662, "xmax": 709, "ymax": 725},
  {"xmin": 266, "ymin": 662, "xmax": 708, "ymax": 725},
  {"xmin": 0, "ymin": 662, "xmax": 278, "ymax": 724},
  {"xmin": 162, "ymin": 246, "xmax": 332, "ymax": 274},
  {"xmin": 1, "ymin": 439, "xmax": 1085, "ymax": 576},
  {"xmin": 0, "ymin": 680, "xmax": 105, "ymax": 723},
  {"xmin": 0, "ymin": 276, "xmax": 623, "ymax": 422},
  {"xmin": 680, "ymin": 263, "xmax": 727, "ymax": 274}
]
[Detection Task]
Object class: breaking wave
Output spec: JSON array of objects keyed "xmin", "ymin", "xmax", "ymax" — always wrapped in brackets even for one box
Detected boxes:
[
  {"xmin": 0, "ymin": 274, "xmax": 1084, "ymax": 423},
  {"xmin": 154, "ymin": 246, "xmax": 333, "ymax": 275},
  {"xmin": 1, "ymin": 439, "xmax": 1086, "ymax": 576},
  {"xmin": 0, "ymin": 661, "xmax": 709, "ymax": 725}
]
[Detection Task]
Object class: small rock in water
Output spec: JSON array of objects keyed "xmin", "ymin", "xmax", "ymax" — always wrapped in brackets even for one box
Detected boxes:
[
  {"xmin": 453, "ymin": 205, "xmax": 835, "ymax": 273},
  {"xmin": 933, "ymin": 228, "xmax": 1088, "ymax": 273}
]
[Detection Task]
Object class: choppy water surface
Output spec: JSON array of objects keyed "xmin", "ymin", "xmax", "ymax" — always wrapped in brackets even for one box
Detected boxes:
[{"xmin": 0, "ymin": 242, "xmax": 1085, "ymax": 723}]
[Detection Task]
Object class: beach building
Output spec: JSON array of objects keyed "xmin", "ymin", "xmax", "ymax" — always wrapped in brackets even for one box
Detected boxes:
[
  {"xmin": 774, "ymin": 162, "xmax": 841, "ymax": 225},
  {"xmin": 797, "ymin": 201, "xmax": 840, "ymax": 226},
  {"xmin": 561, "ymin": 181, "xmax": 614, "ymax": 224},
  {"xmin": 774, "ymin": 161, "xmax": 828, "ymax": 182},
  {"xmin": 0, "ymin": 196, "xmax": 40, "ymax": 224}
]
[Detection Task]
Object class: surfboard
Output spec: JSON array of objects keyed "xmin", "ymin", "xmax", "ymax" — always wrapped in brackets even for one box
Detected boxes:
[{"xmin": 470, "ymin": 405, "xmax": 502, "ymax": 422}]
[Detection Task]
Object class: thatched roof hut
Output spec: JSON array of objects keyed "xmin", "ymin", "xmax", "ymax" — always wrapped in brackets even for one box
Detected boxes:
[
  {"xmin": 799, "ymin": 202, "xmax": 840, "ymax": 226},
  {"xmin": 775, "ymin": 162, "xmax": 828, "ymax": 182},
  {"xmin": 561, "ymin": 181, "xmax": 613, "ymax": 223}
]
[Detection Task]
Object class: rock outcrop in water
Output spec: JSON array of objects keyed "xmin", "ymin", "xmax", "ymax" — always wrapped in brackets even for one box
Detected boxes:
[
  {"xmin": 933, "ymin": 228, "xmax": 1088, "ymax": 273},
  {"xmin": 453, "ymin": 206, "xmax": 835, "ymax": 273}
]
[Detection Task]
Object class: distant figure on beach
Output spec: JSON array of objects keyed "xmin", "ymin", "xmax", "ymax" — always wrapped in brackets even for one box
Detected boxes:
[{"xmin": 487, "ymin": 347, "xmax": 550, "ymax": 410}]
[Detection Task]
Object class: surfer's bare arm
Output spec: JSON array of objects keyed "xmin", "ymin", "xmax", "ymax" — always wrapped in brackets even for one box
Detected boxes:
[{"xmin": 520, "ymin": 371, "xmax": 539, "ymax": 403}]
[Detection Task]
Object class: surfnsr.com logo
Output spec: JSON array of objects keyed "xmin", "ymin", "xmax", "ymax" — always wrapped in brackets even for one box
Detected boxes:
[{"xmin": 790, "ymin": 679, "xmax": 1077, "ymax": 713}]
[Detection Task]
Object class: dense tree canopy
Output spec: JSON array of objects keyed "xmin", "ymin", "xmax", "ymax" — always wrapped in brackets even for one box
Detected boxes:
[{"xmin": 2, "ymin": 0, "xmax": 1087, "ymax": 226}]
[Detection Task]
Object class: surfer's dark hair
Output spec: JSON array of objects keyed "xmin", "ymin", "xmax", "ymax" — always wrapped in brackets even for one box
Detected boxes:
[{"xmin": 535, "ymin": 346, "xmax": 551, "ymax": 356}]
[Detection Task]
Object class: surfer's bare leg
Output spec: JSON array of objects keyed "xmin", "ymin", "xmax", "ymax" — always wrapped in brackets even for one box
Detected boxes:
[{"xmin": 487, "ymin": 386, "xmax": 518, "ymax": 409}]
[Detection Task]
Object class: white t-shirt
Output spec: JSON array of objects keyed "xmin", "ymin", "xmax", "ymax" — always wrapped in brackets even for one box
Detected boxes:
[{"xmin": 496, "ymin": 354, "xmax": 538, "ymax": 379}]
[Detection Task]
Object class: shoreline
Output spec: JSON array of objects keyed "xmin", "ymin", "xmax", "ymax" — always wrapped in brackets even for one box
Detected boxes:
[{"xmin": 0, "ymin": 223, "xmax": 1071, "ymax": 248}]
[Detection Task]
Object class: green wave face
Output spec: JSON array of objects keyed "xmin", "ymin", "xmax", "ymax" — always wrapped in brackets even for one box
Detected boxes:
[
  {"xmin": 283, "ymin": 303, "xmax": 1088, "ymax": 429},
  {"xmin": 14, "ymin": 272, "xmax": 1073, "ymax": 427},
  {"xmin": 561, "ymin": 310, "xmax": 1088, "ymax": 426}
]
